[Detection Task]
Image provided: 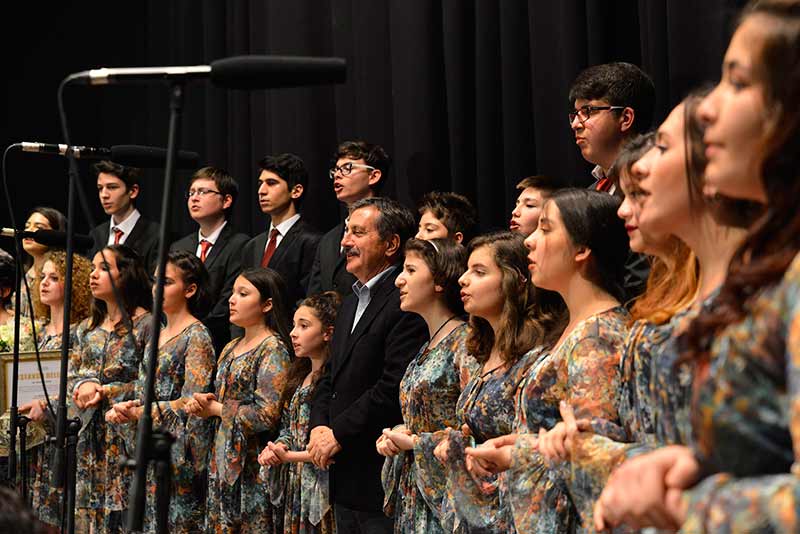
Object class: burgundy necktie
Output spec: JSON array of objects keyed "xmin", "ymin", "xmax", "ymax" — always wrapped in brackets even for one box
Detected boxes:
[
  {"xmin": 199, "ymin": 239, "xmax": 212, "ymax": 263},
  {"xmin": 113, "ymin": 227, "xmax": 124, "ymax": 245},
  {"xmin": 260, "ymin": 228, "xmax": 280, "ymax": 267}
]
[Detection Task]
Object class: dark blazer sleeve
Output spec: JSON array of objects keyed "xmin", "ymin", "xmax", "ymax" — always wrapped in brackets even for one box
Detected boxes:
[
  {"xmin": 306, "ymin": 235, "xmax": 325, "ymax": 296},
  {"xmin": 214, "ymin": 233, "xmax": 250, "ymax": 327},
  {"xmin": 329, "ymin": 309, "xmax": 427, "ymax": 447},
  {"xmin": 299, "ymin": 229, "xmax": 322, "ymax": 296}
]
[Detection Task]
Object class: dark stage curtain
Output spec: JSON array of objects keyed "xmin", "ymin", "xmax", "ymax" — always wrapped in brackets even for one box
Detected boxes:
[{"xmin": 2, "ymin": 0, "xmax": 745, "ymax": 241}]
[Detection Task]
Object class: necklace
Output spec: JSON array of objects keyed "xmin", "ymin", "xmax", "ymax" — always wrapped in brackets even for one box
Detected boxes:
[{"xmin": 428, "ymin": 315, "xmax": 458, "ymax": 346}]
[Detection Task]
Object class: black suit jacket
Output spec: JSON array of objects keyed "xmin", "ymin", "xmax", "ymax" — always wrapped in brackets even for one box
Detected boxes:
[
  {"xmin": 241, "ymin": 218, "xmax": 321, "ymax": 310},
  {"xmin": 306, "ymin": 221, "xmax": 357, "ymax": 299},
  {"xmin": 89, "ymin": 216, "xmax": 161, "ymax": 273},
  {"xmin": 171, "ymin": 224, "xmax": 250, "ymax": 355},
  {"xmin": 310, "ymin": 267, "xmax": 428, "ymax": 511}
]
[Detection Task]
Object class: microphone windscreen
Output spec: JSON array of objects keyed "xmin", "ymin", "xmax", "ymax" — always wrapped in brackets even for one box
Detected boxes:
[
  {"xmin": 27, "ymin": 230, "xmax": 94, "ymax": 250},
  {"xmin": 109, "ymin": 145, "xmax": 200, "ymax": 169},
  {"xmin": 209, "ymin": 55, "xmax": 346, "ymax": 90}
]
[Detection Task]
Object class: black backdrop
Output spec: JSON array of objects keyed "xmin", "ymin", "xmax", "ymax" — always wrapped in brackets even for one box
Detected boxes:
[{"xmin": 2, "ymin": 0, "xmax": 745, "ymax": 241}]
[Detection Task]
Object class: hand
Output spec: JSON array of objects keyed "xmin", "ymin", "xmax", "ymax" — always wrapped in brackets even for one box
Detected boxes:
[
  {"xmin": 376, "ymin": 430, "xmax": 401, "ymax": 457},
  {"xmin": 258, "ymin": 441, "xmax": 287, "ymax": 467},
  {"xmin": 74, "ymin": 381, "xmax": 104, "ymax": 409},
  {"xmin": 383, "ymin": 428, "xmax": 416, "ymax": 452},
  {"xmin": 537, "ymin": 401, "xmax": 592, "ymax": 463},
  {"xmin": 307, "ymin": 426, "xmax": 341, "ymax": 468},
  {"xmin": 594, "ymin": 445, "xmax": 696, "ymax": 531},
  {"xmin": 465, "ymin": 434, "xmax": 521, "ymax": 475},
  {"xmin": 186, "ymin": 392, "xmax": 221, "ymax": 419},
  {"xmin": 271, "ymin": 441, "xmax": 290, "ymax": 463},
  {"xmin": 20, "ymin": 399, "xmax": 49, "ymax": 422}
]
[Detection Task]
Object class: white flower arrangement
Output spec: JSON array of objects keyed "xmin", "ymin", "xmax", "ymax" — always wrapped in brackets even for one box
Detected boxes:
[{"xmin": 0, "ymin": 320, "xmax": 36, "ymax": 353}]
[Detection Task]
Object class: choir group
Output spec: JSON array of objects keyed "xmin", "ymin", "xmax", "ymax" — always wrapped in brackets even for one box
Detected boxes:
[{"xmin": 2, "ymin": 0, "xmax": 799, "ymax": 532}]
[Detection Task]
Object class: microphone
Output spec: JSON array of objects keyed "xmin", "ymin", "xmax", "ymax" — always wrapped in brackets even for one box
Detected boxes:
[
  {"xmin": 21, "ymin": 142, "xmax": 111, "ymax": 159},
  {"xmin": 67, "ymin": 55, "xmax": 346, "ymax": 89},
  {"xmin": 0, "ymin": 228, "xmax": 95, "ymax": 250},
  {"xmin": 18, "ymin": 143, "xmax": 199, "ymax": 169}
]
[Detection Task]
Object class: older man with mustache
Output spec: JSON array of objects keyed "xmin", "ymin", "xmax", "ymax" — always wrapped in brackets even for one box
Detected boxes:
[{"xmin": 308, "ymin": 197, "xmax": 428, "ymax": 534}]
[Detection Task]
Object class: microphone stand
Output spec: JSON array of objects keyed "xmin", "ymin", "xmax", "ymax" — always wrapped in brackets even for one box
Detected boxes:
[
  {"xmin": 127, "ymin": 82, "xmax": 184, "ymax": 534},
  {"xmin": 49, "ymin": 148, "xmax": 83, "ymax": 534},
  {"xmin": 6, "ymin": 231, "xmax": 22, "ymax": 486}
]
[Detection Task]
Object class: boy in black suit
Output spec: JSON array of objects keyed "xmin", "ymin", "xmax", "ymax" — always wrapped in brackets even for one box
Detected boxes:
[
  {"xmin": 88, "ymin": 161, "xmax": 160, "ymax": 271},
  {"xmin": 307, "ymin": 140, "xmax": 391, "ymax": 299},
  {"xmin": 241, "ymin": 153, "xmax": 321, "ymax": 310},
  {"xmin": 171, "ymin": 167, "xmax": 250, "ymax": 354}
]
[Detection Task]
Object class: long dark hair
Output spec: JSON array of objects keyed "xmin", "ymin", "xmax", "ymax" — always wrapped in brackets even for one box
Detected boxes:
[
  {"xmin": 547, "ymin": 189, "xmax": 630, "ymax": 303},
  {"xmin": 166, "ymin": 251, "xmax": 212, "ymax": 319},
  {"xmin": 89, "ymin": 245, "xmax": 152, "ymax": 330},
  {"xmin": 238, "ymin": 268, "xmax": 292, "ymax": 351},
  {"xmin": 278, "ymin": 291, "xmax": 341, "ymax": 414},
  {"xmin": 685, "ymin": 0, "xmax": 800, "ymax": 364},
  {"xmin": 465, "ymin": 231, "xmax": 567, "ymax": 364}
]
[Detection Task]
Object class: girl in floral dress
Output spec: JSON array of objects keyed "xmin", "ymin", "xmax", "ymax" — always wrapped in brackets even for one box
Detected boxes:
[
  {"xmin": 259, "ymin": 291, "xmax": 342, "ymax": 534},
  {"xmin": 186, "ymin": 267, "xmax": 291, "ymax": 534},
  {"xmin": 376, "ymin": 238, "xmax": 478, "ymax": 533},
  {"xmin": 106, "ymin": 250, "xmax": 216, "ymax": 533}
]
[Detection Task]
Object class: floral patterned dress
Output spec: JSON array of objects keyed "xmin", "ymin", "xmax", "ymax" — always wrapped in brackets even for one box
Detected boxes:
[
  {"xmin": 381, "ymin": 323, "xmax": 478, "ymax": 534},
  {"xmin": 27, "ymin": 325, "xmax": 76, "ymax": 526},
  {"xmin": 505, "ymin": 306, "xmax": 630, "ymax": 533},
  {"xmin": 125, "ymin": 321, "xmax": 216, "ymax": 534},
  {"xmin": 422, "ymin": 345, "xmax": 540, "ymax": 533},
  {"xmin": 205, "ymin": 334, "xmax": 290, "ymax": 534},
  {"xmin": 265, "ymin": 380, "xmax": 335, "ymax": 534},
  {"xmin": 678, "ymin": 253, "xmax": 800, "ymax": 533},
  {"xmin": 69, "ymin": 312, "xmax": 153, "ymax": 534}
]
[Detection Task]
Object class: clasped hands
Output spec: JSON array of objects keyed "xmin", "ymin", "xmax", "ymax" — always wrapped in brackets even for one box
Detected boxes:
[
  {"xmin": 258, "ymin": 441, "xmax": 290, "ymax": 467},
  {"xmin": 306, "ymin": 426, "xmax": 340, "ymax": 469},
  {"xmin": 375, "ymin": 424, "xmax": 416, "ymax": 457},
  {"xmin": 18, "ymin": 399, "xmax": 50, "ymax": 422},
  {"xmin": 184, "ymin": 392, "xmax": 222, "ymax": 419},
  {"xmin": 73, "ymin": 381, "xmax": 105, "ymax": 409},
  {"xmin": 105, "ymin": 399, "xmax": 143, "ymax": 424}
]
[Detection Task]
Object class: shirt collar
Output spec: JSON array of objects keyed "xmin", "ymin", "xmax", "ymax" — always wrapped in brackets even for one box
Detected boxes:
[
  {"xmin": 198, "ymin": 220, "xmax": 227, "ymax": 245},
  {"xmin": 352, "ymin": 265, "xmax": 396, "ymax": 296},
  {"xmin": 111, "ymin": 208, "xmax": 141, "ymax": 236},
  {"xmin": 268, "ymin": 213, "xmax": 301, "ymax": 237},
  {"xmin": 591, "ymin": 165, "xmax": 607, "ymax": 181}
]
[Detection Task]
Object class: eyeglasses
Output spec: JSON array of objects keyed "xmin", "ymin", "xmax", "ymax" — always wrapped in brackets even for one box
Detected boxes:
[
  {"xmin": 186, "ymin": 187, "xmax": 222, "ymax": 199},
  {"xmin": 568, "ymin": 105, "xmax": 625, "ymax": 126},
  {"xmin": 329, "ymin": 162, "xmax": 376, "ymax": 180}
]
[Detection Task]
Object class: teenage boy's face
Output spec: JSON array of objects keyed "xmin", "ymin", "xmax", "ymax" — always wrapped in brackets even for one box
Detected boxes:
[
  {"xmin": 188, "ymin": 178, "xmax": 229, "ymax": 222},
  {"xmin": 257, "ymin": 170, "xmax": 294, "ymax": 216},
  {"xmin": 97, "ymin": 173, "xmax": 136, "ymax": 216},
  {"xmin": 570, "ymin": 98, "xmax": 625, "ymax": 169},
  {"xmin": 332, "ymin": 157, "xmax": 377, "ymax": 205}
]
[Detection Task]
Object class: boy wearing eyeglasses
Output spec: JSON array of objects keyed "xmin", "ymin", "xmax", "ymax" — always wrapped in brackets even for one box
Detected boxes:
[
  {"xmin": 171, "ymin": 166, "xmax": 250, "ymax": 354},
  {"xmin": 88, "ymin": 160, "xmax": 161, "ymax": 272},
  {"xmin": 568, "ymin": 62, "xmax": 655, "ymax": 193},
  {"xmin": 569, "ymin": 62, "xmax": 655, "ymax": 302},
  {"xmin": 307, "ymin": 140, "xmax": 391, "ymax": 299},
  {"xmin": 241, "ymin": 153, "xmax": 321, "ymax": 311}
]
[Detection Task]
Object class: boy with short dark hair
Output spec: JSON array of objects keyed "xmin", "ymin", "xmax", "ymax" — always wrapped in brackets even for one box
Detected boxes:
[
  {"xmin": 88, "ymin": 160, "xmax": 160, "ymax": 271},
  {"xmin": 171, "ymin": 166, "xmax": 250, "ymax": 353},
  {"xmin": 241, "ymin": 153, "xmax": 321, "ymax": 310}
]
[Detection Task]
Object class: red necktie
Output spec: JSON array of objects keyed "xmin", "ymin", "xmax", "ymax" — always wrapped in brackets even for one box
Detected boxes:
[
  {"xmin": 199, "ymin": 239, "xmax": 212, "ymax": 263},
  {"xmin": 260, "ymin": 228, "xmax": 280, "ymax": 267},
  {"xmin": 595, "ymin": 177, "xmax": 612, "ymax": 193},
  {"xmin": 113, "ymin": 227, "xmax": 124, "ymax": 245}
]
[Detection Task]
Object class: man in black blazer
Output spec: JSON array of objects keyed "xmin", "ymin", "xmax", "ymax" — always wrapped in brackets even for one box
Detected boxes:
[
  {"xmin": 308, "ymin": 197, "xmax": 427, "ymax": 533},
  {"xmin": 241, "ymin": 153, "xmax": 321, "ymax": 311},
  {"xmin": 306, "ymin": 141, "xmax": 391, "ymax": 299},
  {"xmin": 88, "ymin": 160, "xmax": 160, "ymax": 272},
  {"xmin": 170, "ymin": 167, "xmax": 250, "ymax": 354}
]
